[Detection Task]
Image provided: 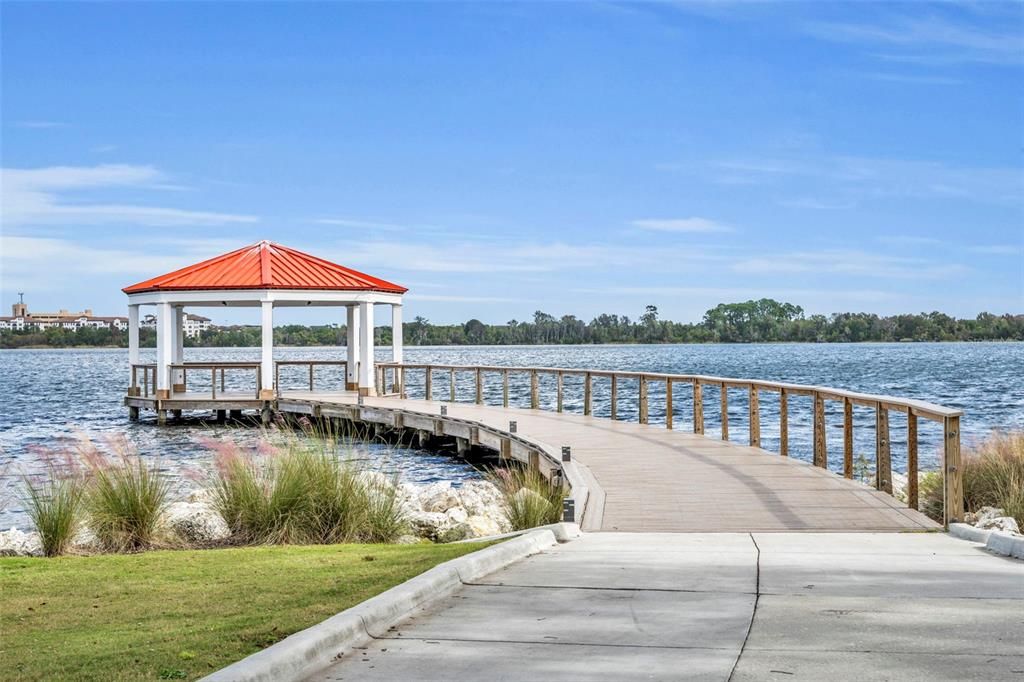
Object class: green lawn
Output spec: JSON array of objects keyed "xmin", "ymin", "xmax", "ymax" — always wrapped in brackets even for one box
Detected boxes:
[{"xmin": 1, "ymin": 542, "xmax": 490, "ymax": 681}]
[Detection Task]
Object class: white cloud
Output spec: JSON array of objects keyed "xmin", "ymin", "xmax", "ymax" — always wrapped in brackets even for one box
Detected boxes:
[
  {"xmin": 968, "ymin": 245, "xmax": 1021, "ymax": 255},
  {"xmin": 315, "ymin": 218, "xmax": 406, "ymax": 231},
  {"xmin": 671, "ymin": 155, "xmax": 1023, "ymax": 205},
  {"xmin": 804, "ymin": 15, "xmax": 1024, "ymax": 66},
  {"xmin": 0, "ymin": 235, "xmax": 234, "ymax": 292},
  {"xmin": 331, "ymin": 239, "xmax": 725, "ymax": 275},
  {"xmin": 731, "ymin": 249, "xmax": 969, "ymax": 279},
  {"xmin": 0, "ymin": 164, "xmax": 258, "ymax": 227},
  {"xmin": 631, "ymin": 217, "xmax": 734, "ymax": 233}
]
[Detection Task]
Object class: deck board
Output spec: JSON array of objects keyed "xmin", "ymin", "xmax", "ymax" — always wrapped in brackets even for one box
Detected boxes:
[{"xmin": 278, "ymin": 391, "xmax": 939, "ymax": 533}]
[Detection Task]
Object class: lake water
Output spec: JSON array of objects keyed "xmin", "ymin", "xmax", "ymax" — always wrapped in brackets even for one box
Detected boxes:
[{"xmin": 1, "ymin": 343, "xmax": 1021, "ymax": 529}]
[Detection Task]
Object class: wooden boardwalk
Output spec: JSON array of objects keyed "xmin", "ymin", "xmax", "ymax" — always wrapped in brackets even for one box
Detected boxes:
[{"xmin": 278, "ymin": 391, "xmax": 939, "ymax": 533}]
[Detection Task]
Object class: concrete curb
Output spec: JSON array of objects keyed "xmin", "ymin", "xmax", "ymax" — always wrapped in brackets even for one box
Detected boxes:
[
  {"xmin": 201, "ymin": 529, "xmax": 561, "ymax": 682},
  {"xmin": 949, "ymin": 524, "xmax": 1024, "ymax": 560}
]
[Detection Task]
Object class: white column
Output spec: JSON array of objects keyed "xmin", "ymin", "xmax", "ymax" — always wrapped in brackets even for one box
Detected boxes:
[
  {"xmin": 128, "ymin": 304, "xmax": 140, "ymax": 391},
  {"xmin": 391, "ymin": 304, "xmax": 403, "ymax": 393},
  {"xmin": 261, "ymin": 301, "xmax": 274, "ymax": 398},
  {"xmin": 358, "ymin": 301, "xmax": 374, "ymax": 396},
  {"xmin": 172, "ymin": 307, "xmax": 185, "ymax": 390},
  {"xmin": 156, "ymin": 301, "xmax": 174, "ymax": 398},
  {"xmin": 346, "ymin": 305, "xmax": 360, "ymax": 391}
]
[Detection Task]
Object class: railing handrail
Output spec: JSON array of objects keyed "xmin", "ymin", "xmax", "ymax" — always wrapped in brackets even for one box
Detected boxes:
[
  {"xmin": 376, "ymin": 360, "xmax": 964, "ymax": 526},
  {"xmin": 376, "ymin": 362, "xmax": 962, "ymax": 421}
]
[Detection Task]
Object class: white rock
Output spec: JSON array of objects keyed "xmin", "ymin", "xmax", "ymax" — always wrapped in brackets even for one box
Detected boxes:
[
  {"xmin": 457, "ymin": 480, "xmax": 503, "ymax": 516},
  {"xmin": 419, "ymin": 482, "xmax": 461, "ymax": 513},
  {"xmin": 0, "ymin": 527, "xmax": 43, "ymax": 557},
  {"xmin": 395, "ymin": 534, "xmax": 421, "ymax": 545},
  {"xmin": 407, "ymin": 510, "xmax": 451, "ymax": 539},
  {"xmin": 71, "ymin": 526, "xmax": 100, "ymax": 551},
  {"xmin": 164, "ymin": 501, "xmax": 230, "ymax": 544},
  {"xmin": 357, "ymin": 471, "xmax": 397, "ymax": 492},
  {"xmin": 977, "ymin": 516, "xmax": 1020, "ymax": 534},
  {"xmin": 465, "ymin": 514, "xmax": 504, "ymax": 538},
  {"xmin": 186, "ymin": 488, "xmax": 215, "ymax": 504},
  {"xmin": 444, "ymin": 507, "xmax": 468, "ymax": 525}
]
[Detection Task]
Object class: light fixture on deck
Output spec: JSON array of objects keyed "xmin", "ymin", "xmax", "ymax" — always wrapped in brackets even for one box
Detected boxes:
[
  {"xmin": 440, "ymin": 405, "xmax": 448, "ymax": 416},
  {"xmin": 561, "ymin": 446, "xmax": 571, "ymax": 462},
  {"xmin": 562, "ymin": 498, "xmax": 575, "ymax": 523},
  {"xmin": 509, "ymin": 420, "xmax": 517, "ymax": 433}
]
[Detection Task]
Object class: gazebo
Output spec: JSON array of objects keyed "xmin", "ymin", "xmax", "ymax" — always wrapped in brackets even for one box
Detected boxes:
[{"xmin": 122, "ymin": 240, "xmax": 407, "ymax": 399}]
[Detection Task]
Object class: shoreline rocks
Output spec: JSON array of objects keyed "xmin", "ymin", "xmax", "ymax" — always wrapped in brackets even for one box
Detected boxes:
[{"xmin": 964, "ymin": 506, "xmax": 1020, "ymax": 535}]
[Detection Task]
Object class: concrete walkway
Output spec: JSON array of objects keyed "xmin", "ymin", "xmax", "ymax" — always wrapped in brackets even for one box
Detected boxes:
[{"xmin": 312, "ymin": 532, "xmax": 1023, "ymax": 681}]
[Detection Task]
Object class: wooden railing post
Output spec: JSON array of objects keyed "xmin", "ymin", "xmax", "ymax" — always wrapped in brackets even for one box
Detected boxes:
[
  {"xmin": 943, "ymin": 415, "xmax": 963, "ymax": 526},
  {"xmin": 813, "ymin": 391, "xmax": 826, "ymax": 468},
  {"xmin": 748, "ymin": 385, "xmax": 760, "ymax": 447},
  {"xmin": 425, "ymin": 367, "xmax": 433, "ymax": 400},
  {"xmin": 779, "ymin": 387, "xmax": 788, "ymax": 456},
  {"xmin": 502, "ymin": 369, "xmax": 509, "ymax": 408},
  {"xmin": 875, "ymin": 406, "xmax": 892, "ymax": 493},
  {"xmin": 665, "ymin": 378, "xmax": 673, "ymax": 430},
  {"xmin": 639, "ymin": 375, "xmax": 649, "ymax": 424},
  {"xmin": 220, "ymin": 368, "xmax": 225, "ymax": 393},
  {"xmin": 556, "ymin": 372, "xmax": 564, "ymax": 413},
  {"xmin": 610, "ymin": 374, "xmax": 618, "ymax": 420},
  {"xmin": 907, "ymin": 413, "xmax": 919, "ymax": 510},
  {"xmin": 449, "ymin": 368, "xmax": 456, "ymax": 402},
  {"xmin": 530, "ymin": 370, "xmax": 539, "ymax": 409},
  {"xmin": 475, "ymin": 368, "xmax": 483, "ymax": 405},
  {"xmin": 584, "ymin": 372, "xmax": 592, "ymax": 416},
  {"xmin": 693, "ymin": 381, "xmax": 704, "ymax": 435},
  {"xmin": 720, "ymin": 383, "xmax": 729, "ymax": 441},
  {"xmin": 211, "ymin": 367, "xmax": 217, "ymax": 399},
  {"xmin": 399, "ymin": 366, "xmax": 406, "ymax": 398},
  {"xmin": 309, "ymin": 363, "xmax": 314, "ymax": 391},
  {"xmin": 131, "ymin": 365, "xmax": 138, "ymax": 395},
  {"xmin": 843, "ymin": 397, "xmax": 853, "ymax": 478}
]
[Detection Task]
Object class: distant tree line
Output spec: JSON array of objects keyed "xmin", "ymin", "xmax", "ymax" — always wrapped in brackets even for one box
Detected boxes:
[{"xmin": 2, "ymin": 300, "xmax": 1022, "ymax": 349}]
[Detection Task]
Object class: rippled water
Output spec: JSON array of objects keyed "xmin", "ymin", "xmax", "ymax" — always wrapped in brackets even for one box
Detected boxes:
[{"xmin": 1, "ymin": 343, "xmax": 1021, "ymax": 528}]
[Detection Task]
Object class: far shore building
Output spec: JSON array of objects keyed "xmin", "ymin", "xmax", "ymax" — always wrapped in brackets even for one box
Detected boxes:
[
  {"xmin": 141, "ymin": 312, "xmax": 213, "ymax": 338},
  {"xmin": 0, "ymin": 301, "xmax": 129, "ymax": 332}
]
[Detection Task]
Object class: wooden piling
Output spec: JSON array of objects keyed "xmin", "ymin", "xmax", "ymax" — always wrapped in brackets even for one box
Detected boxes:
[
  {"xmin": 693, "ymin": 381, "xmax": 704, "ymax": 435},
  {"xmin": 748, "ymin": 385, "xmax": 760, "ymax": 447},
  {"xmin": 720, "ymin": 384, "xmax": 729, "ymax": 441},
  {"xmin": 665, "ymin": 378, "xmax": 673, "ymax": 430},
  {"xmin": 876, "ymin": 406, "xmax": 892, "ymax": 494},
  {"xmin": 843, "ymin": 397, "xmax": 853, "ymax": 478},
  {"xmin": 907, "ymin": 413, "xmax": 919, "ymax": 510},
  {"xmin": 813, "ymin": 391, "xmax": 826, "ymax": 468},
  {"xmin": 779, "ymin": 387, "xmax": 788, "ymax": 456}
]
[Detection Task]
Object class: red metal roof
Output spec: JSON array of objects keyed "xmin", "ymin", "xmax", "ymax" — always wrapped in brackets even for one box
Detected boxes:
[{"xmin": 123, "ymin": 241, "xmax": 407, "ymax": 294}]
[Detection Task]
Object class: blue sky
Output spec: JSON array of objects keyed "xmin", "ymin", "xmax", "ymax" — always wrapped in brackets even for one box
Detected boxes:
[{"xmin": 2, "ymin": 1, "xmax": 1021, "ymax": 325}]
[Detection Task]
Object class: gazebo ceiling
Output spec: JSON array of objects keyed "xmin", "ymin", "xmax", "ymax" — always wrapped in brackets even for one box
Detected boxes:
[{"xmin": 123, "ymin": 240, "xmax": 407, "ymax": 295}]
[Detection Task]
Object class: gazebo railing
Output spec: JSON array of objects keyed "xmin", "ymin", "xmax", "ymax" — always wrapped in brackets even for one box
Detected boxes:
[
  {"xmin": 129, "ymin": 363, "xmax": 158, "ymax": 397},
  {"xmin": 274, "ymin": 360, "xmax": 349, "ymax": 396},
  {"xmin": 170, "ymin": 362, "xmax": 263, "ymax": 399},
  {"xmin": 378, "ymin": 362, "xmax": 965, "ymax": 526}
]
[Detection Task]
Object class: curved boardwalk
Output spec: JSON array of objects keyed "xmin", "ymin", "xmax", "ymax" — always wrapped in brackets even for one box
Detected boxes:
[{"xmin": 281, "ymin": 392, "xmax": 938, "ymax": 533}]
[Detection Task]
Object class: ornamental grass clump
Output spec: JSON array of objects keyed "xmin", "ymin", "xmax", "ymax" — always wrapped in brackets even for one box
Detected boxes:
[
  {"xmin": 21, "ymin": 455, "xmax": 85, "ymax": 557},
  {"xmin": 209, "ymin": 434, "xmax": 406, "ymax": 545},
  {"xmin": 917, "ymin": 430, "xmax": 1024, "ymax": 527},
  {"xmin": 962, "ymin": 431, "xmax": 1024, "ymax": 526},
  {"xmin": 82, "ymin": 449, "xmax": 172, "ymax": 552},
  {"xmin": 487, "ymin": 466, "xmax": 567, "ymax": 531}
]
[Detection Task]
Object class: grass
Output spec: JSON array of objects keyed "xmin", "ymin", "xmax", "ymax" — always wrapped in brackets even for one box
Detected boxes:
[
  {"xmin": 210, "ymin": 435, "xmax": 406, "ymax": 545},
  {"xmin": 0, "ymin": 542, "xmax": 491, "ymax": 681},
  {"xmin": 22, "ymin": 467, "xmax": 85, "ymax": 557},
  {"xmin": 84, "ymin": 452, "xmax": 172, "ymax": 552},
  {"xmin": 488, "ymin": 466, "xmax": 567, "ymax": 531},
  {"xmin": 918, "ymin": 431, "xmax": 1024, "ymax": 527}
]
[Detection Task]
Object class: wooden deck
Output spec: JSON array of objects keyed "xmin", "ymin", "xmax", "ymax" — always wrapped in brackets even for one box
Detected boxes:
[{"xmin": 278, "ymin": 391, "xmax": 939, "ymax": 533}]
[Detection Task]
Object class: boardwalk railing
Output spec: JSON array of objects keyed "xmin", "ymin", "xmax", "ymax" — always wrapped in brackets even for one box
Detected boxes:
[
  {"xmin": 378, "ymin": 362, "xmax": 965, "ymax": 525},
  {"xmin": 274, "ymin": 360, "xmax": 348, "ymax": 397}
]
